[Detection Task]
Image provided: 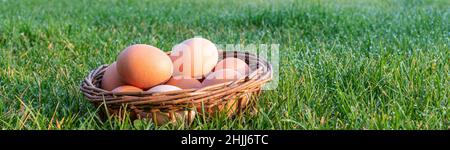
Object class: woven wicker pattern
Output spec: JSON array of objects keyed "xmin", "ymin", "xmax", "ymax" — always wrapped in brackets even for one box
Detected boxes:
[{"xmin": 80, "ymin": 51, "xmax": 272, "ymax": 124}]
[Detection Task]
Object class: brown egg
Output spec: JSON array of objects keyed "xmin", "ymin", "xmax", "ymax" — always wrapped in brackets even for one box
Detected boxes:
[
  {"xmin": 214, "ymin": 58, "xmax": 250, "ymax": 75},
  {"xmin": 166, "ymin": 75, "xmax": 202, "ymax": 89},
  {"xmin": 170, "ymin": 37, "xmax": 218, "ymax": 79},
  {"xmin": 101, "ymin": 62, "xmax": 125, "ymax": 91},
  {"xmin": 201, "ymin": 69, "xmax": 243, "ymax": 87},
  {"xmin": 117, "ymin": 44, "xmax": 173, "ymax": 89},
  {"xmin": 111, "ymin": 85, "xmax": 143, "ymax": 92},
  {"xmin": 147, "ymin": 85, "xmax": 182, "ymax": 93}
]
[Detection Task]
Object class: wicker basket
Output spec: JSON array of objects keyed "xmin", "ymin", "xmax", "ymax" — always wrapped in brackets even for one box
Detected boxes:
[{"xmin": 80, "ymin": 51, "xmax": 272, "ymax": 125}]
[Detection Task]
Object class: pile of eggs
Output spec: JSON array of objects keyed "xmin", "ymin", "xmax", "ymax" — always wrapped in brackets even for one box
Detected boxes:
[{"xmin": 101, "ymin": 37, "xmax": 250, "ymax": 95}]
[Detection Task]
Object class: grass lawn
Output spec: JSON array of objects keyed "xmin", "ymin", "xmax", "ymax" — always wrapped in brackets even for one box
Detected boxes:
[{"xmin": 0, "ymin": 0, "xmax": 449, "ymax": 130}]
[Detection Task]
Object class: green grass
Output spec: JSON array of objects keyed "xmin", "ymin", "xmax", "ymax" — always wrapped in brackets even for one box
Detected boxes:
[{"xmin": 0, "ymin": 0, "xmax": 449, "ymax": 130}]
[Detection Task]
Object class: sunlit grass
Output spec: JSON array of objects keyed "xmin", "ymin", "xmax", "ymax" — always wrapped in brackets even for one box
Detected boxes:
[{"xmin": 0, "ymin": 0, "xmax": 449, "ymax": 129}]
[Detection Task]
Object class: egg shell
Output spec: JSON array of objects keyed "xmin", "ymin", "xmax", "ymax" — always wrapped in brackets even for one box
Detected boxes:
[
  {"xmin": 111, "ymin": 85, "xmax": 143, "ymax": 93},
  {"xmin": 166, "ymin": 75, "xmax": 202, "ymax": 89},
  {"xmin": 201, "ymin": 69, "xmax": 243, "ymax": 87},
  {"xmin": 147, "ymin": 85, "xmax": 182, "ymax": 93},
  {"xmin": 214, "ymin": 58, "xmax": 250, "ymax": 75},
  {"xmin": 117, "ymin": 44, "xmax": 173, "ymax": 89},
  {"xmin": 170, "ymin": 37, "xmax": 218, "ymax": 79},
  {"xmin": 101, "ymin": 62, "xmax": 125, "ymax": 91}
]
